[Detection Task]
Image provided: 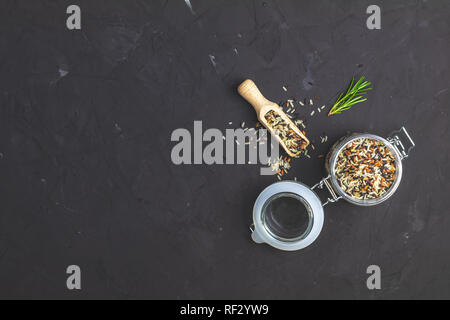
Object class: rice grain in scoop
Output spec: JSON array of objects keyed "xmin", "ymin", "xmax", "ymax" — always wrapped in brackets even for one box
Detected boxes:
[
  {"xmin": 264, "ymin": 110, "xmax": 308, "ymax": 157},
  {"xmin": 334, "ymin": 138, "xmax": 396, "ymax": 200}
]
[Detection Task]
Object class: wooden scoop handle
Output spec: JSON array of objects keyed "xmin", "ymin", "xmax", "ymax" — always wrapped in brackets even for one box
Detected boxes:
[{"xmin": 237, "ymin": 79, "xmax": 271, "ymax": 115}]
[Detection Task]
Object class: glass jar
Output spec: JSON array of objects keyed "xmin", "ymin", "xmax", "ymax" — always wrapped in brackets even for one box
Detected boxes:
[{"xmin": 251, "ymin": 126, "xmax": 415, "ymax": 251}]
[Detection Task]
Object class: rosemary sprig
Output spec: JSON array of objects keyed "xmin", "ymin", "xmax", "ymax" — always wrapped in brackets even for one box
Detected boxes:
[{"xmin": 328, "ymin": 76, "xmax": 372, "ymax": 116}]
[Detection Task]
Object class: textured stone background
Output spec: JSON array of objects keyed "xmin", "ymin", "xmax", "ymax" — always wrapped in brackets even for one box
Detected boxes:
[{"xmin": 0, "ymin": 0, "xmax": 449, "ymax": 299}]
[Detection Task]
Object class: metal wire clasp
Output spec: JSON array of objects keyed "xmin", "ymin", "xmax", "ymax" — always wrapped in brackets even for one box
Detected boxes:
[
  {"xmin": 387, "ymin": 126, "xmax": 415, "ymax": 160},
  {"xmin": 312, "ymin": 175, "xmax": 342, "ymax": 207}
]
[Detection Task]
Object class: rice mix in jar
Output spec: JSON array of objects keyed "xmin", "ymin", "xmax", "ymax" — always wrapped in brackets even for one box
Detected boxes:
[{"xmin": 334, "ymin": 138, "xmax": 396, "ymax": 200}]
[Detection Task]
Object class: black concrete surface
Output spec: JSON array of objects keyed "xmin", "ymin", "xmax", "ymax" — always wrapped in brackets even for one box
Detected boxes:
[{"xmin": 0, "ymin": 0, "xmax": 449, "ymax": 299}]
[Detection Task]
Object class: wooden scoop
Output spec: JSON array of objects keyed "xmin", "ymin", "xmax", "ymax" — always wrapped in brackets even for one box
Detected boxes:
[{"xmin": 238, "ymin": 79, "xmax": 310, "ymax": 157}]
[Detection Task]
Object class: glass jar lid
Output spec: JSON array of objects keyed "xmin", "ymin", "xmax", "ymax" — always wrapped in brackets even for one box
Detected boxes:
[{"xmin": 251, "ymin": 181, "xmax": 324, "ymax": 251}]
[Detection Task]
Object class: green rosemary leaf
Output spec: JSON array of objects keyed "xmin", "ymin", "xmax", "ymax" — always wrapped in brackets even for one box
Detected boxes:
[{"xmin": 328, "ymin": 76, "xmax": 372, "ymax": 116}]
